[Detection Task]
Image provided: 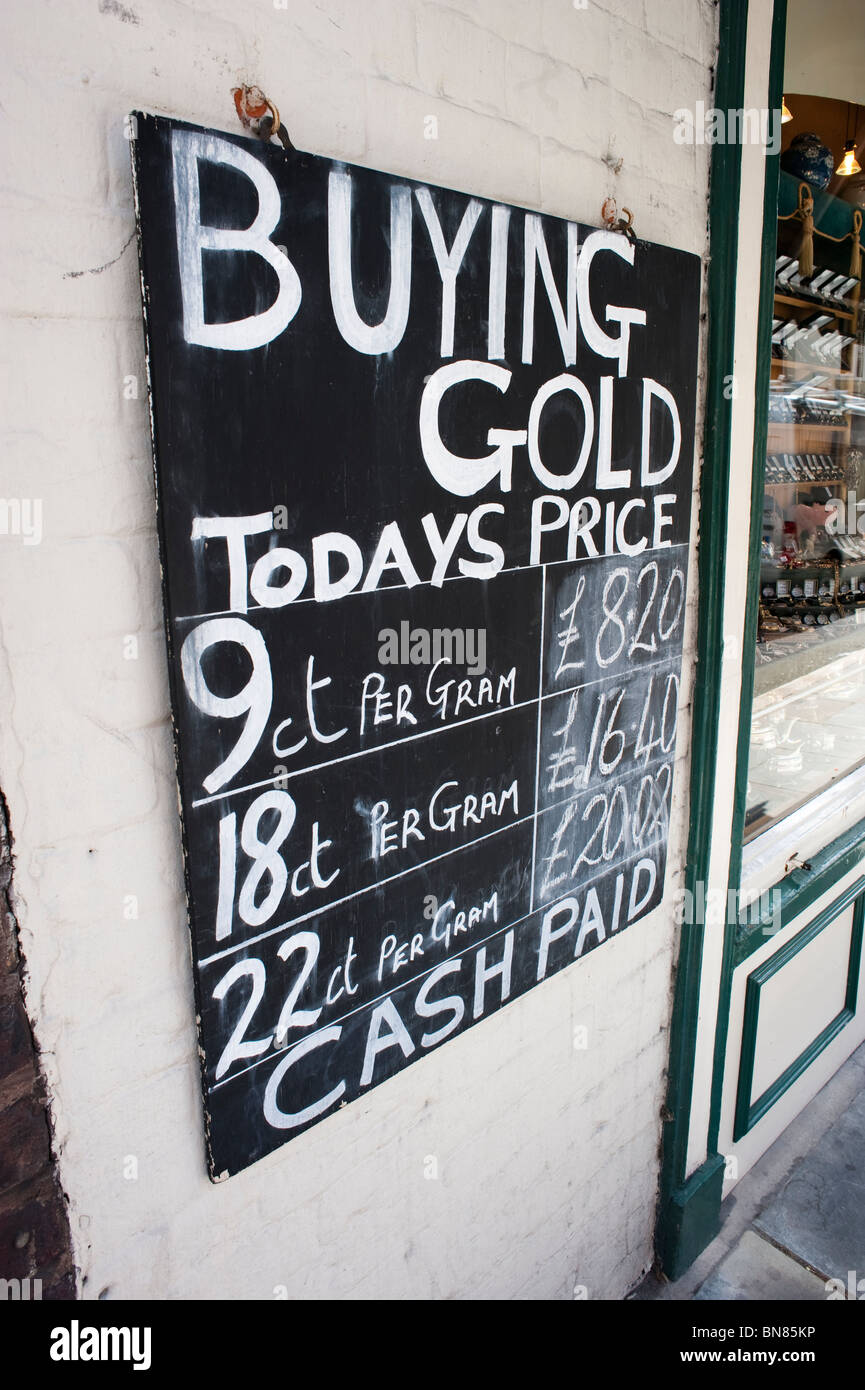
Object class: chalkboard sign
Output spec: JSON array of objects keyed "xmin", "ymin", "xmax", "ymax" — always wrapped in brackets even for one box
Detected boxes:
[{"xmin": 132, "ymin": 113, "xmax": 700, "ymax": 1179}]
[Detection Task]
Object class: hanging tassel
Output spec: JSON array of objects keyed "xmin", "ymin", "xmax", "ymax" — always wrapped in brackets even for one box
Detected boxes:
[
  {"xmin": 851, "ymin": 209, "xmax": 862, "ymax": 281},
  {"xmin": 797, "ymin": 183, "xmax": 815, "ymax": 278}
]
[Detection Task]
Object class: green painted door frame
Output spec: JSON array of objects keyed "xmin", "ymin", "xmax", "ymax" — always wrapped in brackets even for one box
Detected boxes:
[
  {"xmin": 707, "ymin": 0, "xmax": 865, "ymax": 1232},
  {"xmin": 656, "ymin": 0, "xmax": 789, "ymax": 1281}
]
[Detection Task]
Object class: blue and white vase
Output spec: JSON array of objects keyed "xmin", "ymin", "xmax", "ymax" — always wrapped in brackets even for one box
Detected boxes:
[{"xmin": 781, "ymin": 132, "xmax": 835, "ymax": 190}]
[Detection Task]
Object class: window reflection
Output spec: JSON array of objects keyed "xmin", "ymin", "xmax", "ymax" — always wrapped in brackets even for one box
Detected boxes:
[{"xmin": 747, "ymin": 97, "xmax": 865, "ymax": 838}]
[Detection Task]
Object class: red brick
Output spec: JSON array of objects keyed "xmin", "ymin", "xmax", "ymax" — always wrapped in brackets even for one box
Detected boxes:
[
  {"xmin": 0, "ymin": 1063, "xmax": 35, "ymax": 1113},
  {"xmin": 0, "ymin": 1094, "xmax": 50, "ymax": 1190},
  {"xmin": 42, "ymin": 1267, "xmax": 76, "ymax": 1301},
  {"xmin": 0, "ymin": 801, "xmax": 73, "ymax": 1295},
  {"xmin": 0, "ymin": 909, "xmax": 17, "ymax": 977},
  {"xmin": 0, "ymin": 991, "xmax": 33, "ymax": 1077},
  {"xmin": 0, "ymin": 1184, "xmax": 71, "ymax": 1282}
]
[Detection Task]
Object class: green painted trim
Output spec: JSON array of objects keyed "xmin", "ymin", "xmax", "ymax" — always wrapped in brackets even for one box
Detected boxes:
[
  {"xmin": 656, "ymin": 0, "xmax": 750, "ymax": 1279},
  {"xmin": 727, "ymin": 0, "xmax": 787, "ymax": 900},
  {"xmin": 733, "ymin": 879, "xmax": 865, "ymax": 1139},
  {"xmin": 706, "ymin": 0, "xmax": 788, "ymax": 1161},
  {"xmin": 734, "ymin": 814, "xmax": 865, "ymax": 967},
  {"xmin": 656, "ymin": 1153, "xmax": 726, "ymax": 1283}
]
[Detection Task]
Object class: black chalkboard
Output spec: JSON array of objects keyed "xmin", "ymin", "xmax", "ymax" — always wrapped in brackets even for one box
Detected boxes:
[{"xmin": 132, "ymin": 112, "xmax": 700, "ymax": 1179}]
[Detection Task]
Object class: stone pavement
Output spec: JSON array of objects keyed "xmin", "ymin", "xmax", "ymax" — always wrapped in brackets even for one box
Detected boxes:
[{"xmin": 634, "ymin": 1039, "xmax": 865, "ymax": 1301}]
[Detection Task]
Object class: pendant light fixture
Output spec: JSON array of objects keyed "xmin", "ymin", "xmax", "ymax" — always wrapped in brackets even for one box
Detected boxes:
[
  {"xmin": 781, "ymin": 97, "xmax": 793, "ymax": 124},
  {"xmin": 836, "ymin": 142, "xmax": 861, "ymax": 177},
  {"xmin": 836, "ymin": 103, "xmax": 862, "ymax": 176}
]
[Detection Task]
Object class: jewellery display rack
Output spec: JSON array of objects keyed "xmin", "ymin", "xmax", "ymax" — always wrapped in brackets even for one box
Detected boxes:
[
  {"xmin": 759, "ymin": 196, "xmax": 863, "ymax": 649},
  {"xmin": 757, "ymin": 556, "xmax": 865, "ymax": 641}
]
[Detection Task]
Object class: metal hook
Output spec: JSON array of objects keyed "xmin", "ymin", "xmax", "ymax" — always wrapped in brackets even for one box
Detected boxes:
[
  {"xmin": 601, "ymin": 198, "xmax": 637, "ymax": 244},
  {"xmin": 232, "ymin": 85, "xmax": 296, "ymax": 153}
]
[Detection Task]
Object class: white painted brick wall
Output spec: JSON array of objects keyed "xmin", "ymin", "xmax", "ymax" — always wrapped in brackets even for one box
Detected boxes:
[{"xmin": 0, "ymin": 0, "xmax": 716, "ymax": 1300}]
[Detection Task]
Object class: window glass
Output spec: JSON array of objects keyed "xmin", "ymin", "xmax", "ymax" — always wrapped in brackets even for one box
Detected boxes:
[{"xmin": 746, "ymin": 96, "xmax": 865, "ymax": 839}]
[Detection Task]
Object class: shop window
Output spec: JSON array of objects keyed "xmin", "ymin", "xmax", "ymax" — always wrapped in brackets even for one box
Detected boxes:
[{"xmin": 746, "ymin": 96, "xmax": 864, "ymax": 839}]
